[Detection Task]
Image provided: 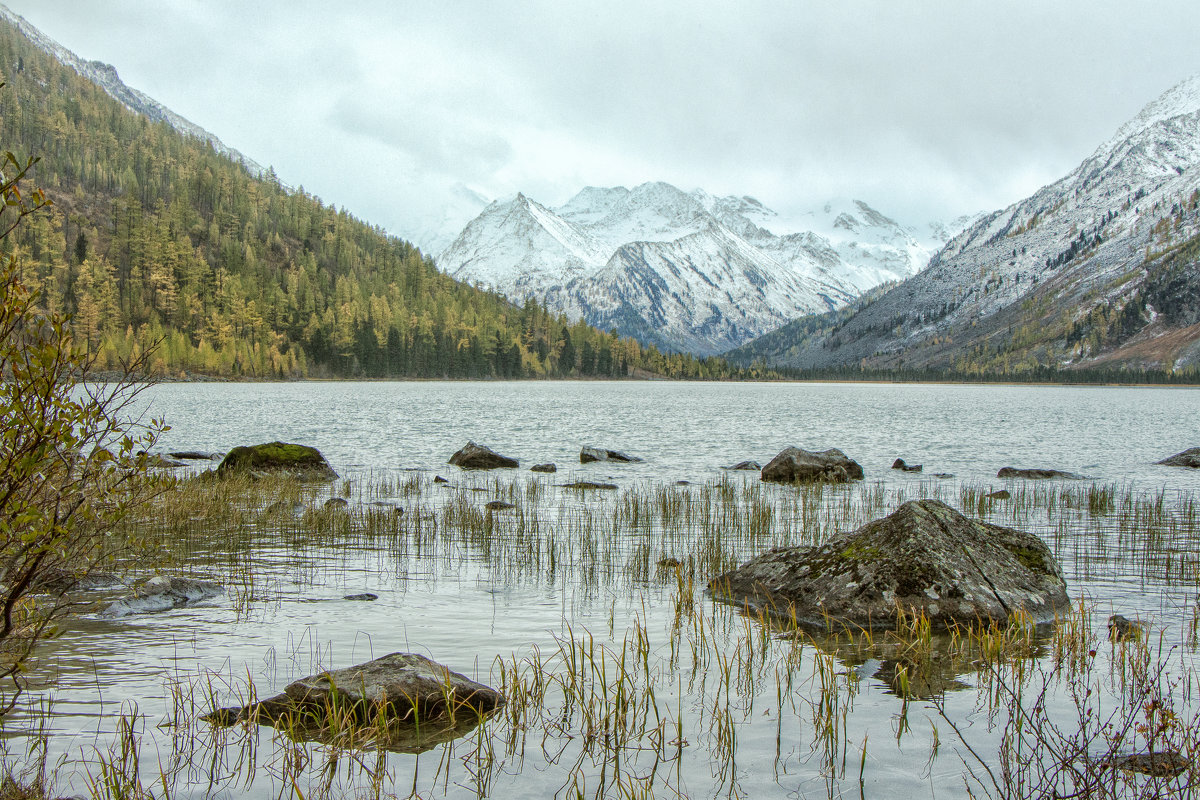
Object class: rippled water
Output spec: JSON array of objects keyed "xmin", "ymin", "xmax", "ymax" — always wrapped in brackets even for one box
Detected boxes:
[{"xmin": 12, "ymin": 381, "xmax": 1200, "ymax": 799}]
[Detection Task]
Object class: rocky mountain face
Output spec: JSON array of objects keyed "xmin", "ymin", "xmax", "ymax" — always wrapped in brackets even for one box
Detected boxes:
[
  {"xmin": 0, "ymin": 4, "xmax": 266, "ymax": 179},
  {"xmin": 439, "ymin": 182, "xmax": 952, "ymax": 355},
  {"xmin": 744, "ymin": 75, "xmax": 1200, "ymax": 374}
]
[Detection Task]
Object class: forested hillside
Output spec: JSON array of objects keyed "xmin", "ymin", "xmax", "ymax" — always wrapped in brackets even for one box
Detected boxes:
[{"xmin": 0, "ymin": 19, "xmax": 748, "ymax": 380}]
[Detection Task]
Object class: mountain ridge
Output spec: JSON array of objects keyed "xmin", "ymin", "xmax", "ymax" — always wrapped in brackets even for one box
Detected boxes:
[
  {"xmin": 730, "ymin": 74, "xmax": 1200, "ymax": 375},
  {"xmin": 440, "ymin": 183, "xmax": 958, "ymax": 355}
]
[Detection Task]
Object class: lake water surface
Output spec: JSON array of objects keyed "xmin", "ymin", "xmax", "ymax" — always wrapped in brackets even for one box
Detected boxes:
[{"xmin": 15, "ymin": 381, "xmax": 1200, "ymax": 799}]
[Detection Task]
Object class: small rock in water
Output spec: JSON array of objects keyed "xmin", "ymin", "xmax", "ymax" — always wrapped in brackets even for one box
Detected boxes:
[
  {"xmin": 891, "ymin": 458, "xmax": 923, "ymax": 473},
  {"xmin": 725, "ymin": 460, "xmax": 761, "ymax": 471},
  {"xmin": 1100, "ymin": 750, "xmax": 1189, "ymax": 777},
  {"xmin": 985, "ymin": 489, "xmax": 1012, "ymax": 500},
  {"xmin": 102, "ymin": 576, "xmax": 224, "ymax": 617},
  {"xmin": 1107, "ymin": 614, "xmax": 1144, "ymax": 641},
  {"xmin": 675, "ymin": 480, "xmax": 690, "ymax": 486},
  {"xmin": 530, "ymin": 463, "xmax": 557, "ymax": 473},
  {"xmin": 562, "ymin": 481, "xmax": 619, "ymax": 491},
  {"xmin": 169, "ymin": 451, "xmax": 218, "ymax": 460},
  {"xmin": 657, "ymin": 557, "xmax": 682, "ymax": 569},
  {"xmin": 932, "ymin": 473, "xmax": 955, "ymax": 479},
  {"xmin": 448, "ymin": 441, "xmax": 519, "ymax": 470},
  {"xmin": 343, "ymin": 593, "xmax": 379, "ymax": 602},
  {"xmin": 324, "ymin": 497, "xmax": 349, "ymax": 509},
  {"xmin": 485, "ymin": 500, "xmax": 516, "ymax": 511},
  {"xmin": 997, "ymin": 466, "xmax": 1082, "ymax": 480},
  {"xmin": 434, "ymin": 475, "xmax": 449, "ymax": 484},
  {"xmin": 580, "ymin": 446, "xmax": 642, "ymax": 464}
]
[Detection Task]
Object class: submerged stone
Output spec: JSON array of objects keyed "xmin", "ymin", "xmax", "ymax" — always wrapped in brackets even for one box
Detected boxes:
[
  {"xmin": 997, "ymin": 466, "xmax": 1082, "ymax": 480},
  {"xmin": 217, "ymin": 441, "xmax": 337, "ymax": 481},
  {"xmin": 530, "ymin": 463, "xmax": 557, "ymax": 473},
  {"xmin": 1157, "ymin": 447, "xmax": 1200, "ymax": 468},
  {"xmin": 562, "ymin": 481, "xmax": 619, "ymax": 491},
  {"xmin": 725, "ymin": 460, "xmax": 762, "ymax": 471},
  {"xmin": 102, "ymin": 576, "xmax": 224, "ymax": 617},
  {"xmin": 892, "ymin": 458, "xmax": 923, "ymax": 472},
  {"xmin": 580, "ymin": 446, "xmax": 642, "ymax": 464},
  {"xmin": 761, "ymin": 447, "xmax": 864, "ymax": 484},
  {"xmin": 709, "ymin": 499, "xmax": 1068, "ymax": 630},
  {"xmin": 448, "ymin": 441, "xmax": 518, "ymax": 470}
]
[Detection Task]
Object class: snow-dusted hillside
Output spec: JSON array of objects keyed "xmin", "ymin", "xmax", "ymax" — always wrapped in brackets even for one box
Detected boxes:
[
  {"xmin": 440, "ymin": 182, "xmax": 952, "ymax": 355},
  {"xmin": 0, "ymin": 3, "xmax": 267, "ymax": 179},
  {"xmin": 765, "ymin": 74, "xmax": 1200, "ymax": 373}
]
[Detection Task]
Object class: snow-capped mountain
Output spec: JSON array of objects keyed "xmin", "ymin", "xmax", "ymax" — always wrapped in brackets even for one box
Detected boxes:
[
  {"xmin": 439, "ymin": 182, "xmax": 951, "ymax": 355},
  {"xmin": 0, "ymin": 3, "xmax": 267, "ymax": 179},
  {"xmin": 752, "ymin": 74, "xmax": 1200, "ymax": 373}
]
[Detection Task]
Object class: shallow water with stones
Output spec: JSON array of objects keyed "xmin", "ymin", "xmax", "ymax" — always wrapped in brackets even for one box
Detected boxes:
[{"xmin": 8, "ymin": 380, "xmax": 1200, "ymax": 798}]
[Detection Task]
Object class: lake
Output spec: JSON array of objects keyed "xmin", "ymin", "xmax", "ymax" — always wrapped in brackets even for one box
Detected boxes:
[{"xmin": 13, "ymin": 380, "xmax": 1200, "ymax": 799}]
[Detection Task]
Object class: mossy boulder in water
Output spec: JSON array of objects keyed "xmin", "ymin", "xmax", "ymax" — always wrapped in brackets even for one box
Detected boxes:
[
  {"xmin": 216, "ymin": 441, "xmax": 337, "ymax": 481},
  {"xmin": 761, "ymin": 447, "xmax": 863, "ymax": 484},
  {"xmin": 709, "ymin": 499, "xmax": 1068, "ymax": 630}
]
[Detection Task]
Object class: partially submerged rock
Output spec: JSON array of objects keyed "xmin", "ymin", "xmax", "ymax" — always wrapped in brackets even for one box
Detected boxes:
[
  {"xmin": 448, "ymin": 441, "xmax": 518, "ymax": 470},
  {"xmin": 725, "ymin": 460, "xmax": 762, "ymax": 471},
  {"xmin": 485, "ymin": 500, "xmax": 515, "ymax": 511},
  {"xmin": 709, "ymin": 499, "xmax": 1068, "ymax": 630},
  {"xmin": 892, "ymin": 458, "xmax": 923, "ymax": 473},
  {"xmin": 169, "ymin": 451, "xmax": 220, "ymax": 461},
  {"xmin": 207, "ymin": 653, "xmax": 503, "ymax": 734},
  {"xmin": 1107, "ymin": 614, "xmax": 1144, "ymax": 641},
  {"xmin": 343, "ymin": 593, "xmax": 379, "ymax": 602},
  {"xmin": 580, "ymin": 446, "xmax": 642, "ymax": 464},
  {"xmin": 1100, "ymin": 750, "xmax": 1189, "ymax": 777},
  {"xmin": 144, "ymin": 452, "xmax": 187, "ymax": 468},
  {"xmin": 217, "ymin": 441, "xmax": 337, "ymax": 481},
  {"xmin": 985, "ymin": 489, "xmax": 1012, "ymax": 500},
  {"xmin": 1157, "ymin": 448, "xmax": 1200, "ymax": 468},
  {"xmin": 102, "ymin": 576, "xmax": 224, "ymax": 617},
  {"xmin": 530, "ymin": 463, "xmax": 557, "ymax": 473},
  {"xmin": 761, "ymin": 447, "xmax": 864, "ymax": 485},
  {"xmin": 562, "ymin": 481, "xmax": 619, "ymax": 491},
  {"xmin": 997, "ymin": 467, "xmax": 1082, "ymax": 480}
]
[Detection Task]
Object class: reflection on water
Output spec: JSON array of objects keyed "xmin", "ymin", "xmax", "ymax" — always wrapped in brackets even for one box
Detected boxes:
[{"xmin": 5, "ymin": 381, "xmax": 1200, "ymax": 798}]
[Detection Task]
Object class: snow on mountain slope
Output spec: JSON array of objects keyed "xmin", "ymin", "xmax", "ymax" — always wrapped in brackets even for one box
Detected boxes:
[
  {"xmin": 0, "ymin": 3, "xmax": 267, "ymax": 178},
  {"xmin": 771, "ymin": 74, "xmax": 1200, "ymax": 373},
  {"xmin": 440, "ymin": 182, "xmax": 946, "ymax": 355}
]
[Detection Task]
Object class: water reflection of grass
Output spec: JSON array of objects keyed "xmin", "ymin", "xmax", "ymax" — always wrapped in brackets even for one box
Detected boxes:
[{"xmin": 6, "ymin": 470, "xmax": 1200, "ymax": 798}]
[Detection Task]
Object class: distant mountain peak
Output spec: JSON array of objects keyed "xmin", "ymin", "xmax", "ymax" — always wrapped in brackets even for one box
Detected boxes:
[{"xmin": 440, "ymin": 180, "xmax": 958, "ymax": 355}]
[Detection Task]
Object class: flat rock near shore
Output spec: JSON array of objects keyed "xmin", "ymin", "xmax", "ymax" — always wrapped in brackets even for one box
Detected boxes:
[{"xmin": 709, "ymin": 499, "xmax": 1068, "ymax": 630}]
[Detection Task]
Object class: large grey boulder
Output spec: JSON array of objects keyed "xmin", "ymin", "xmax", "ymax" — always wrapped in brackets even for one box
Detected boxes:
[
  {"xmin": 216, "ymin": 441, "xmax": 337, "ymax": 481},
  {"xmin": 761, "ymin": 447, "xmax": 863, "ymax": 484},
  {"xmin": 210, "ymin": 652, "xmax": 503, "ymax": 726},
  {"xmin": 580, "ymin": 446, "xmax": 643, "ymax": 464},
  {"xmin": 449, "ymin": 441, "xmax": 518, "ymax": 470},
  {"xmin": 102, "ymin": 576, "xmax": 224, "ymax": 617},
  {"xmin": 1158, "ymin": 448, "xmax": 1200, "ymax": 468},
  {"xmin": 709, "ymin": 499, "xmax": 1068, "ymax": 630}
]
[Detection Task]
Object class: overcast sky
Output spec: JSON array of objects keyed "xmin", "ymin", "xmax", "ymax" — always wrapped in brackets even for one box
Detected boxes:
[{"xmin": 7, "ymin": 1, "xmax": 1200, "ymax": 251}]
